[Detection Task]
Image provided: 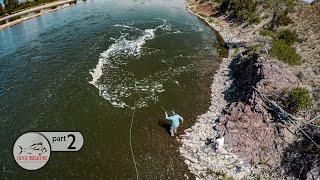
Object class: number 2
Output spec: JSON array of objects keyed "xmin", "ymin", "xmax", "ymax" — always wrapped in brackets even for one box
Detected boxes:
[{"xmin": 68, "ymin": 134, "xmax": 76, "ymax": 149}]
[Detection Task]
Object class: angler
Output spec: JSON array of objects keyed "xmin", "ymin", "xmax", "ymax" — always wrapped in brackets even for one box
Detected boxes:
[{"xmin": 164, "ymin": 111, "xmax": 184, "ymax": 137}]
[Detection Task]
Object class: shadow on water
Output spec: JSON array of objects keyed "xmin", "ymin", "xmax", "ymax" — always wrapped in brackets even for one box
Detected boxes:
[{"xmin": 158, "ymin": 119, "xmax": 171, "ymax": 136}]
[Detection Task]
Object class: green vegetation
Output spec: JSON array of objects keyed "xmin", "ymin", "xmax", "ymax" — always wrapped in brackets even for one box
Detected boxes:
[
  {"xmin": 265, "ymin": 0, "xmax": 296, "ymax": 27},
  {"xmin": 270, "ymin": 39, "xmax": 301, "ymax": 65},
  {"xmin": 277, "ymin": 29, "xmax": 299, "ymax": 45},
  {"xmin": 213, "ymin": 0, "xmax": 296, "ymax": 26},
  {"xmin": 282, "ymin": 87, "xmax": 312, "ymax": 113},
  {"xmin": 267, "ymin": 28, "xmax": 301, "ymax": 65},
  {"xmin": 3, "ymin": 0, "xmax": 19, "ymax": 14},
  {"xmin": 222, "ymin": 175, "xmax": 235, "ymax": 180},
  {"xmin": 259, "ymin": 28, "xmax": 301, "ymax": 65},
  {"xmin": 51, "ymin": 5, "xmax": 57, "ymax": 9},
  {"xmin": 259, "ymin": 29, "xmax": 274, "ymax": 37},
  {"xmin": 8, "ymin": 15, "xmax": 20, "ymax": 22},
  {"xmin": 247, "ymin": 11, "xmax": 261, "ymax": 24},
  {"xmin": 217, "ymin": 0, "xmax": 261, "ymax": 24},
  {"xmin": 207, "ymin": 169, "xmax": 235, "ymax": 180},
  {"xmin": 251, "ymin": 173, "xmax": 263, "ymax": 180},
  {"xmin": 274, "ymin": 12, "xmax": 292, "ymax": 26},
  {"xmin": 3, "ymin": 0, "xmax": 57, "ymax": 14},
  {"xmin": 252, "ymin": 43, "xmax": 263, "ymax": 53},
  {"xmin": 214, "ymin": 32, "xmax": 229, "ymax": 58},
  {"xmin": 0, "ymin": 3, "xmax": 5, "ymax": 16},
  {"xmin": 207, "ymin": 168, "xmax": 226, "ymax": 176}
]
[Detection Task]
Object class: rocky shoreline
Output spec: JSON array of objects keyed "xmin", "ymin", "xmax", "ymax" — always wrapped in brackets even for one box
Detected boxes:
[
  {"xmin": 180, "ymin": 1, "xmax": 256, "ymax": 179},
  {"xmin": 180, "ymin": 0, "xmax": 319, "ymax": 179}
]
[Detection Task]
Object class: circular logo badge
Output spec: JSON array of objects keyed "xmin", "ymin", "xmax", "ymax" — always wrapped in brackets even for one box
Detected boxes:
[{"xmin": 13, "ymin": 132, "xmax": 51, "ymax": 170}]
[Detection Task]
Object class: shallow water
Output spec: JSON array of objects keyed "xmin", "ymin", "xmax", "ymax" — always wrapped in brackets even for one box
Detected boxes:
[{"xmin": 0, "ymin": 0, "xmax": 220, "ymax": 178}]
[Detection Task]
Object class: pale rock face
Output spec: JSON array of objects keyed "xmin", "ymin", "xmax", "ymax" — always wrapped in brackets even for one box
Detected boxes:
[
  {"xmin": 215, "ymin": 136, "xmax": 224, "ymax": 150},
  {"xmin": 181, "ymin": 1, "xmax": 258, "ymax": 179},
  {"xmin": 215, "ymin": 137, "xmax": 229, "ymax": 154}
]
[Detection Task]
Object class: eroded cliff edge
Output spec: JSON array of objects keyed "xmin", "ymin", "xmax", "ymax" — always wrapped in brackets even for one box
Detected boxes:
[{"xmin": 179, "ymin": 0, "xmax": 320, "ymax": 179}]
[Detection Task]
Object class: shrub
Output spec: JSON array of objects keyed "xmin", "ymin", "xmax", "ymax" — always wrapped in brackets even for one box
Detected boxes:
[
  {"xmin": 275, "ymin": 12, "xmax": 292, "ymax": 26},
  {"xmin": 0, "ymin": 20, "xmax": 6, "ymax": 25},
  {"xmin": 259, "ymin": 29, "xmax": 274, "ymax": 37},
  {"xmin": 282, "ymin": 87, "xmax": 312, "ymax": 113},
  {"xmin": 247, "ymin": 11, "xmax": 261, "ymax": 24},
  {"xmin": 8, "ymin": 15, "xmax": 20, "ymax": 22},
  {"xmin": 277, "ymin": 29, "xmax": 299, "ymax": 45},
  {"xmin": 0, "ymin": 3, "xmax": 4, "ymax": 16},
  {"xmin": 219, "ymin": 0, "xmax": 259, "ymax": 24},
  {"xmin": 270, "ymin": 39, "xmax": 301, "ymax": 65},
  {"xmin": 266, "ymin": 0, "xmax": 295, "ymax": 27}
]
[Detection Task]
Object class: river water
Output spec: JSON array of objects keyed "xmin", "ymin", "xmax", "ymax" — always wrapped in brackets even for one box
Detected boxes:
[{"xmin": 0, "ymin": 0, "xmax": 220, "ymax": 179}]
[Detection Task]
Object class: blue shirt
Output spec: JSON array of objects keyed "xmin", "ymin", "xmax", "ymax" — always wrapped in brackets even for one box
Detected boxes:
[{"xmin": 165, "ymin": 113, "xmax": 183, "ymax": 128}]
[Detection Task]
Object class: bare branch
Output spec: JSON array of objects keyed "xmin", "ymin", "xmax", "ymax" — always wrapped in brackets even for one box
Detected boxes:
[
  {"xmin": 298, "ymin": 127, "xmax": 320, "ymax": 148},
  {"xmin": 308, "ymin": 115, "xmax": 320, "ymax": 124},
  {"xmin": 251, "ymin": 86, "xmax": 320, "ymax": 149}
]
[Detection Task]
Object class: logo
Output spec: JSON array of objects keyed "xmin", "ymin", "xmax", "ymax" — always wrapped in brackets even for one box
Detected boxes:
[{"xmin": 13, "ymin": 132, "xmax": 51, "ymax": 170}]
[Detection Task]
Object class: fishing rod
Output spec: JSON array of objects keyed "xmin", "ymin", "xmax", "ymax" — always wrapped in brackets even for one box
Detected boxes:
[{"xmin": 160, "ymin": 106, "xmax": 168, "ymax": 113}]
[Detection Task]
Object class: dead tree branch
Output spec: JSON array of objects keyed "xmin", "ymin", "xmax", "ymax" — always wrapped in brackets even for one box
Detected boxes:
[
  {"xmin": 251, "ymin": 86, "xmax": 320, "ymax": 148},
  {"xmin": 252, "ymin": 86, "xmax": 300, "ymax": 124}
]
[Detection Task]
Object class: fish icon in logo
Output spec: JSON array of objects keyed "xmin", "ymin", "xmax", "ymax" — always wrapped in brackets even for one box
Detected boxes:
[
  {"xmin": 13, "ymin": 132, "xmax": 51, "ymax": 170},
  {"xmin": 18, "ymin": 135, "xmax": 48, "ymax": 155}
]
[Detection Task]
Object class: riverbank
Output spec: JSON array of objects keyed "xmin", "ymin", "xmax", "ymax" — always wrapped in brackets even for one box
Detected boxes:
[
  {"xmin": 0, "ymin": 0, "xmax": 80, "ymax": 30},
  {"xmin": 180, "ymin": 0, "xmax": 319, "ymax": 179},
  {"xmin": 180, "ymin": 1, "xmax": 257, "ymax": 178}
]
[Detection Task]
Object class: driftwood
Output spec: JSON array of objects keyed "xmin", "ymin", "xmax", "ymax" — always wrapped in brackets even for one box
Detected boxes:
[
  {"xmin": 252, "ymin": 86, "xmax": 320, "ymax": 148},
  {"xmin": 252, "ymin": 86, "xmax": 300, "ymax": 124}
]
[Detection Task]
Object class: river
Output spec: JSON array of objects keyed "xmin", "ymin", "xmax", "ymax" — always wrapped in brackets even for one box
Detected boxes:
[{"xmin": 0, "ymin": 0, "xmax": 220, "ymax": 178}]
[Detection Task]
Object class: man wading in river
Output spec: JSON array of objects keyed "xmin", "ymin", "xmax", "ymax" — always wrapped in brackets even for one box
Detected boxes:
[{"xmin": 164, "ymin": 111, "xmax": 184, "ymax": 137}]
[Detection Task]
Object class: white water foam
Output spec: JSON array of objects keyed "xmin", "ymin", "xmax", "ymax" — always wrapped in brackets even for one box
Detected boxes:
[
  {"xmin": 89, "ymin": 29, "xmax": 155, "ymax": 86},
  {"xmin": 89, "ymin": 24, "xmax": 158, "ymax": 108},
  {"xmin": 89, "ymin": 20, "xmax": 184, "ymax": 108},
  {"xmin": 155, "ymin": 18, "xmax": 182, "ymax": 34}
]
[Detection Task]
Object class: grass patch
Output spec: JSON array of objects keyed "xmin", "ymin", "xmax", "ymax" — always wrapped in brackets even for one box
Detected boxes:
[
  {"xmin": 277, "ymin": 29, "xmax": 299, "ymax": 45},
  {"xmin": 252, "ymin": 43, "xmax": 264, "ymax": 53},
  {"xmin": 207, "ymin": 169, "xmax": 226, "ymax": 176},
  {"xmin": 270, "ymin": 39, "xmax": 301, "ymax": 65},
  {"xmin": 222, "ymin": 175, "xmax": 235, "ymax": 180},
  {"xmin": 259, "ymin": 29, "xmax": 274, "ymax": 37},
  {"xmin": 207, "ymin": 169, "xmax": 235, "ymax": 180},
  {"xmin": 247, "ymin": 11, "xmax": 261, "ymax": 24},
  {"xmin": 282, "ymin": 87, "xmax": 312, "ymax": 113},
  {"xmin": 207, "ymin": 18, "xmax": 214, "ymax": 24}
]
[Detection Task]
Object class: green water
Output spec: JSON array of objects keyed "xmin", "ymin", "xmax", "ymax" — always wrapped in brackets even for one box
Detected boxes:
[{"xmin": 0, "ymin": 0, "xmax": 220, "ymax": 178}]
